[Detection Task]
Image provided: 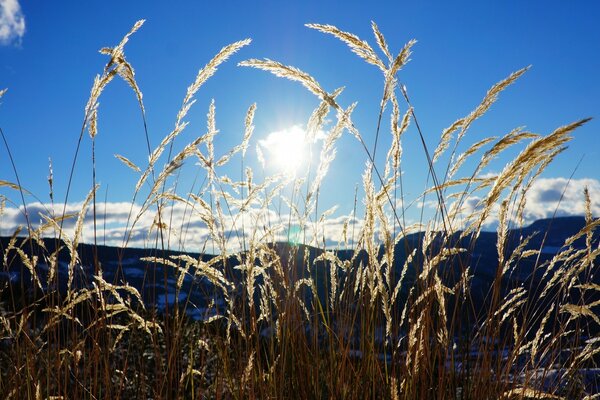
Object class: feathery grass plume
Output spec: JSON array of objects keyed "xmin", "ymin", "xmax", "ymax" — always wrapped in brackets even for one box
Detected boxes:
[
  {"xmin": 564, "ymin": 218, "xmax": 600, "ymax": 249},
  {"xmin": 45, "ymin": 246, "xmax": 62, "ymax": 288},
  {"xmin": 383, "ymin": 39, "xmax": 416, "ymax": 105},
  {"xmin": 67, "ymin": 184, "xmax": 98, "ymax": 292},
  {"xmin": 0, "ymin": 179, "xmax": 22, "ymax": 191},
  {"xmin": 503, "ymin": 232, "xmax": 538, "ymax": 276},
  {"xmin": 433, "ymin": 67, "xmax": 529, "ymax": 163},
  {"xmin": 182, "ymin": 39, "xmax": 251, "ymax": 109},
  {"xmin": 431, "ymin": 272, "xmax": 453, "ymax": 345},
  {"xmin": 88, "ymin": 107, "xmax": 99, "ymax": 139},
  {"xmin": 502, "ymin": 387, "xmax": 565, "ymax": 399},
  {"xmin": 114, "ymin": 153, "xmax": 141, "ymax": 172},
  {"xmin": 531, "ymin": 302, "xmax": 556, "ymax": 362},
  {"xmin": 539, "ymin": 246, "xmax": 590, "ymax": 298},
  {"xmin": 426, "ymin": 176, "xmax": 496, "ymax": 199},
  {"xmin": 10, "ymin": 246, "xmax": 42, "ymax": 291},
  {"xmin": 307, "ymin": 86, "xmax": 343, "ymax": 144},
  {"xmin": 493, "ymin": 287, "xmax": 527, "ymax": 324},
  {"xmin": 100, "ymin": 19, "xmax": 145, "ymax": 72},
  {"xmin": 575, "ymin": 339, "xmax": 600, "ymax": 365},
  {"xmin": 239, "ymin": 58, "xmax": 332, "ymax": 103},
  {"xmin": 419, "ymin": 247, "xmax": 465, "ymax": 281},
  {"xmin": 512, "ymin": 145, "xmax": 566, "ymax": 226},
  {"xmin": 306, "ymin": 103, "xmax": 356, "ymax": 214},
  {"xmin": 371, "ymin": 21, "xmax": 392, "ymax": 63},
  {"xmin": 497, "ymin": 199, "xmax": 509, "ymax": 268},
  {"xmin": 42, "ymin": 289, "xmax": 92, "ymax": 331},
  {"xmin": 136, "ymin": 39, "xmax": 250, "ymax": 193},
  {"xmin": 138, "ymin": 133, "xmax": 212, "ymax": 218},
  {"xmin": 206, "ymin": 99, "xmax": 216, "ymax": 165},
  {"xmin": 216, "ymin": 103, "xmax": 256, "ymax": 167},
  {"xmin": 448, "ymin": 136, "xmax": 497, "ymax": 180},
  {"xmin": 241, "ymin": 351, "xmax": 255, "ymax": 389},
  {"xmin": 584, "ymin": 186, "xmax": 594, "ymax": 248},
  {"xmin": 391, "ymin": 247, "xmax": 416, "ymax": 306},
  {"xmin": 388, "ymin": 39, "xmax": 416, "ymax": 79},
  {"xmin": 87, "ymin": 21, "xmax": 146, "ymax": 123},
  {"xmin": 306, "ymin": 23, "xmax": 386, "ymax": 72},
  {"xmin": 390, "ymin": 376, "xmax": 400, "ymax": 400},
  {"xmin": 384, "ymin": 95, "xmax": 411, "ymax": 179},
  {"xmin": 473, "ymin": 118, "xmax": 590, "ymax": 237},
  {"xmin": 99, "ymin": 29, "xmax": 145, "ymax": 114},
  {"xmin": 479, "ymin": 128, "xmax": 539, "ymax": 172},
  {"xmin": 317, "ymin": 250, "xmax": 344, "ymax": 311}
]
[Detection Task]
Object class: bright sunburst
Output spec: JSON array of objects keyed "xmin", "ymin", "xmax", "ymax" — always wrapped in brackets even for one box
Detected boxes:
[{"xmin": 259, "ymin": 125, "xmax": 310, "ymax": 176}]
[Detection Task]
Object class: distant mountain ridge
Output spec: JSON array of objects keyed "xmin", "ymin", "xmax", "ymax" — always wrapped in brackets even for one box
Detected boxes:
[{"xmin": 1, "ymin": 216, "xmax": 598, "ymax": 320}]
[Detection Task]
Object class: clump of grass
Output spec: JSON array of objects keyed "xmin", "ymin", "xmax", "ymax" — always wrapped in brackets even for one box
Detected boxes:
[{"xmin": 1, "ymin": 20, "xmax": 598, "ymax": 399}]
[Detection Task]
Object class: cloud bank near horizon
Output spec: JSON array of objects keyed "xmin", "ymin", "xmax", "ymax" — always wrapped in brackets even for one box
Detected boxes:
[
  {"xmin": 444, "ymin": 177, "xmax": 600, "ymax": 231},
  {"xmin": 1, "ymin": 177, "xmax": 598, "ymax": 251},
  {"xmin": 0, "ymin": 199, "xmax": 364, "ymax": 252}
]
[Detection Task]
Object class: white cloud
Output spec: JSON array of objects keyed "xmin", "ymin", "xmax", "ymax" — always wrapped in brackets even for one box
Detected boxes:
[
  {"xmin": 0, "ymin": 200, "xmax": 364, "ymax": 252},
  {"xmin": 0, "ymin": 0, "xmax": 25, "ymax": 45},
  {"xmin": 442, "ymin": 177, "xmax": 600, "ymax": 231},
  {"xmin": 523, "ymin": 177, "xmax": 600, "ymax": 221}
]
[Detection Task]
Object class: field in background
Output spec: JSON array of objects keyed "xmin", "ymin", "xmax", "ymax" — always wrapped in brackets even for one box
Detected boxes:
[{"xmin": 1, "ymin": 21, "xmax": 599, "ymax": 399}]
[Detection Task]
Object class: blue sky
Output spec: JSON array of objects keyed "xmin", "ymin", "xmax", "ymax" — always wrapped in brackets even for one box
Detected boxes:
[{"xmin": 1, "ymin": 1, "xmax": 599, "ymax": 250}]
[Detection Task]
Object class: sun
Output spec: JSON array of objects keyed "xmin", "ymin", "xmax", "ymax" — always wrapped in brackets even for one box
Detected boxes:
[{"xmin": 259, "ymin": 125, "xmax": 308, "ymax": 176}]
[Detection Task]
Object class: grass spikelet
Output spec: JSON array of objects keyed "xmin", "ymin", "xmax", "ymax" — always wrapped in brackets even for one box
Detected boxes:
[
  {"xmin": 560, "ymin": 303, "xmax": 600, "ymax": 326},
  {"xmin": 497, "ymin": 199, "xmax": 509, "ymax": 269},
  {"xmin": 307, "ymin": 103, "xmax": 356, "ymax": 208},
  {"xmin": 433, "ymin": 67, "xmax": 529, "ymax": 163},
  {"xmin": 182, "ymin": 39, "xmax": 251, "ymax": 108},
  {"xmin": 479, "ymin": 128, "xmax": 539, "ymax": 171},
  {"xmin": 67, "ymin": 184, "xmax": 98, "ymax": 291},
  {"xmin": 241, "ymin": 351, "xmax": 255, "ymax": 389},
  {"xmin": 239, "ymin": 58, "xmax": 331, "ymax": 102},
  {"xmin": 531, "ymin": 302, "xmax": 555, "ymax": 361},
  {"xmin": 448, "ymin": 135, "xmax": 497, "ymax": 179},
  {"xmin": 99, "ymin": 19, "xmax": 145, "ymax": 68},
  {"xmin": 114, "ymin": 153, "xmax": 141, "ymax": 172},
  {"xmin": 241, "ymin": 103, "xmax": 256, "ymax": 157},
  {"xmin": 371, "ymin": 21, "xmax": 392, "ymax": 63},
  {"xmin": 306, "ymin": 23, "xmax": 386, "ymax": 71},
  {"xmin": 387, "ymin": 39, "xmax": 416, "ymax": 83},
  {"xmin": 504, "ymin": 232, "xmax": 538, "ymax": 275},
  {"xmin": 88, "ymin": 106, "xmax": 98, "ymax": 139},
  {"xmin": 564, "ymin": 215, "xmax": 600, "ymax": 249},
  {"xmin": 385, "ymin": 98, "xmax": 411, "ymax": 178},
  {"xmin": 11, "ymin": 247, "xmax": 42, "ymax": 290},
  {"xmin": 476, "ymin": 118, "xmax": 590, "ymax": 235},
  {"xmin": 307, "ymin": 87, "xmax": 343, "ymax": 141},
  {"xmin": 502, "ymin": 387, "xmax": 564, "ymax": 399},
  {"xmin": 0, "ymin": 179, "xmax": 22, "ymax": 191}
]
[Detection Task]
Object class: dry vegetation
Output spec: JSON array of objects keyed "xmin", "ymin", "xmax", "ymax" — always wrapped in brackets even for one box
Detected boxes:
[{"xmin": 1, "ymin": 21, "xmax": 599, "ymax": 399}]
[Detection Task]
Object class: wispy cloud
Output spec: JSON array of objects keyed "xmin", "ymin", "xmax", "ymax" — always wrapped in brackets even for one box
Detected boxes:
[{"xmin": 0, "ymin": 0, "xmax": 25, "ymax": 45}]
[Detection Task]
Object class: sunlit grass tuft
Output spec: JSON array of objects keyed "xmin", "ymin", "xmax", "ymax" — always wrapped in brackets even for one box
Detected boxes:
[{"xmin": 1, "ymin": 20, "xmax": 598, "ymax": 399}]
